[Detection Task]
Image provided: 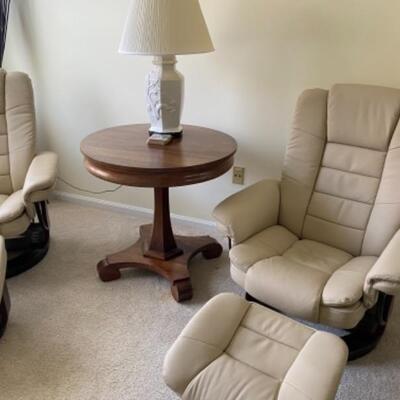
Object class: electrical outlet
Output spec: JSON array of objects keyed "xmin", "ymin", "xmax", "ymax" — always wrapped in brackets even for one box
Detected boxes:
[{"xmin": 233, "ymin": 166, "xmax": 245, "ymax": 185}]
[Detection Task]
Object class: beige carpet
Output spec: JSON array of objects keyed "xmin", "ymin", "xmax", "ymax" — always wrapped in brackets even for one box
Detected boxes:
[{"xmin": 0, "ymin": 201, "xmax": 399, "ymax": 400}]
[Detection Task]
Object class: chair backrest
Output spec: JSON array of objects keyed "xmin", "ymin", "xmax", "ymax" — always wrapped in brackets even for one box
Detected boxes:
[
  {"xmin": 280, "ymin": 84, "xmax": 400, "ymax": 257},
  {"xmin": 0, "ymin": 69, "xmax": 36, "ymax": 195}
]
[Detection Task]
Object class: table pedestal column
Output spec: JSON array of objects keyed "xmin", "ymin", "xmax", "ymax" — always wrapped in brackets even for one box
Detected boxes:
[
  {"xmin": 145, "ymin": 188, "xmax": 183, "ymax": 260},
  {"xmin": 97, "ymin": 187, "xmax": 223, "ymax": 302}
]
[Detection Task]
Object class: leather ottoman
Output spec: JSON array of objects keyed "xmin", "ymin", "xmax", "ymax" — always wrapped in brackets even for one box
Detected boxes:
[{"xmin": 163, "ymin": 293, "xmax": 348, "ymax": 400}]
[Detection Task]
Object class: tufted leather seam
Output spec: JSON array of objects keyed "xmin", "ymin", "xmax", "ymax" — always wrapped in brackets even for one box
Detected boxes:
[
  {"xmin": 237, "ymin": 325, "xmax": 303, "ymax": 351},
  {"xmin": 360, "ymin": 115, "xmax": 400, "ymax": 254},
  {"xmin": 314, "ymin": 190, "xmax": 373, "ymax": 207},
  {"xmin": 292, "ymin": 126, "xmax": 326, "ymax": 141},
  {"xmin": 320, "ymin": 164, "xmax": 382, "ymax": 180},
  {"xmin": 181, "ymin": 300, "xmax": 252, "ymax": 354},
  {"xmin": 223, "ymin": 350, "xmax": 283, "ymax": 382},
  {"xmin": 180, "ymin": 354, "xmax": 225, "ymax": 398},
  {"xmin": 313, "ymin": 190, "xmax": 373, "ymax": 206},
  {"xmin": 280, "ymin": 255, "xmax": 336, "ymax": 276},
  {"xmin": 230, "ymin": 240, "xmax": 285, "ymax": 272},
  {"xmin": 259, "ymin": 241, "xmax": 292, "ymax": 257},
  {"xmin": 305, "ymin": 213, "xmax": 365, "ymax": 232},
  {"xmin": 181, "ymin": 303, "xmax": 254, "ymax": 397},
  {"xmin": 180, "ymin": 335, "xmax": 223, "ymax": 352},
  {"xmin": 277, "ymin": 332, "xmax": 320, "ymax": 400},
  {"xmin": 279, "ymin": 381, "xmax": 313, "ymax": 400},
  {"xmin": 1, "ymin": 71, "xmax": 10, "ymax": 193},
  {"xmin": 325, "ymin": 141, "xmax": 387, "ymax": 154},
  {"xmin": 283, "ymin": 239, "xmax": 351, "ymax": 270},
  {"xmin": 224, "ymin": 301, "xmax": 252, "ymax": 350},
  {"xmin": 301, "ymin": 128, "xmax": 328, "ymax": 237},
  {"xmin": 282, "ymin": 174, "xmax": 314, "ymax": 190},
  {"xmin": 328, "ymin": 140, "xmax": 387, "ymax": 153},
  {"xmin": 5, "ymin": 103, "xmax": 34, "ymax": 113},
  {"xmin": 183, "ymin": 352, "xmax": 283, "ymax": 400}
]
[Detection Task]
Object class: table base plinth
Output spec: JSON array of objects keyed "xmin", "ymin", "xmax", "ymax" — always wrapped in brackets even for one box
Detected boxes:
[{"xmin": 97, "ymin": 224, "xmax": 223, "ymax": 302}]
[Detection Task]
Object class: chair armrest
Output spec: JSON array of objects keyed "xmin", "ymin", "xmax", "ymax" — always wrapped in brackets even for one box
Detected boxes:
[
  {"xmin": 212, "ymin": 179, "xmax": 280, "ymax": 244},
  {"xmin": 23, "ymin": 151, "xmax": 58, "ymax": 204},
  {"xmin": 163, "ymin": 293, "xmax": 250, "ymax": 395},
  {"xmin": 364, "ymin": 230, "xmax": 400, "ymax": 296}
]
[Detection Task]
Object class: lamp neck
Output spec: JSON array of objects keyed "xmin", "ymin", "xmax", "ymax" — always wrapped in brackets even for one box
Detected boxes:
[{"xmin": 152, "ymin": 55, "xmax": 177, "ymax": 67}]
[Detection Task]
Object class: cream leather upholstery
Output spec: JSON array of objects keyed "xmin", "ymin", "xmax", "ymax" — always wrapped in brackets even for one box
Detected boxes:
[
  {"xmin": 164, "ymin": 293, "xmax": 348, "ymax": 400},
  {"xmin": 0, "ymin": 69, "xmax": 57, "ymax": 238},
  {"xmin": 214, "ymin": 179, "xmax": 280, "ymax": 245},
  {"xmin": 214, "ymin": 84, "xmax": 400, "ymax": 329}
]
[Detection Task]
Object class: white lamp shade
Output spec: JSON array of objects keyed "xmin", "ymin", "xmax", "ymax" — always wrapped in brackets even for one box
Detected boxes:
[{"xmin": 119, "ymin": 0, "xmax": 214, "ymax": 56}]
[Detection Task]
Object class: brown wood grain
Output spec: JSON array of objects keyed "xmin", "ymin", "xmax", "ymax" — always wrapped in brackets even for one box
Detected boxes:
[{"xmin": 81, "ymin": 124, "xmax": 237, "ymax": 187}]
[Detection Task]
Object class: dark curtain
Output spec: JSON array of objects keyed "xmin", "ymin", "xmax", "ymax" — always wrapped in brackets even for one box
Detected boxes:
[{"xmin": 0, "ymin": 0, "xmax": 10, "ymax": 67}]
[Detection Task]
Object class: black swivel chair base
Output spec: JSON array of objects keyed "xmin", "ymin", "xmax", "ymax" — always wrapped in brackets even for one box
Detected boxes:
[
  {"xmin": 5, "ymin": 201, "xmax": 50, "ymax": 279},
  {"xmin": 0, "ymin": 282, "xmax": 10, "ymax": 338},
  {"xmin": 245, "ymin": 292, "xmax": 393, "ymax": 361},
  {"xmin": 343, "ymin": 293, "xmax": 393, "ymax": 361}
]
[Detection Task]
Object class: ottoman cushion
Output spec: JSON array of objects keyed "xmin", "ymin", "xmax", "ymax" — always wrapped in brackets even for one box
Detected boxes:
[{"xmin": 163, "ymin": 293, "xmax": 348, "ymax": 400}]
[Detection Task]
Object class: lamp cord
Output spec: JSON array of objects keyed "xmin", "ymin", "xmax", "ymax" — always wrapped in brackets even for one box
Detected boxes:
[{"xmin": 57, "ymin": 176, "xmax": 122, "ymax": 195}]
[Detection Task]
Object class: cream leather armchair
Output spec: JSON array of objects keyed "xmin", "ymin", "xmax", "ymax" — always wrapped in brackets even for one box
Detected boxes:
[
  {"xmin": 214, "ymin": 84, "xmax": 400, "ymax": 359},
  {"xmin": 0, "ymin": 70, "xmax": 58, "ymax": 277}
]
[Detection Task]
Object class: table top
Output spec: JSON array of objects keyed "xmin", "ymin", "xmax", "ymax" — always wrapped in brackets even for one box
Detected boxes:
[{"xmin": 81, "ymin": 124, "xmax": 237, "ymax": 188}]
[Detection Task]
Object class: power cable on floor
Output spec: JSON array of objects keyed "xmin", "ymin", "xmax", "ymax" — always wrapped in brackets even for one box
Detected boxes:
[{"xmin": 57, "ymin": 176, "xmax": 122, "ymax": 195}]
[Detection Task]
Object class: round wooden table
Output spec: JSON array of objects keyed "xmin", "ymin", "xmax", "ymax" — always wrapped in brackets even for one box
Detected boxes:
[{"xmin": 81, "ymin": 124, "xmax": 237, "ymax": 301}]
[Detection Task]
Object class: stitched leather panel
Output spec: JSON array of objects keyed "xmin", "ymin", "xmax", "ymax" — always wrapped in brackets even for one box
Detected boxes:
[
  {"xmin": 6, "ymin": 71, "xmax": 36, "ymax": 191},
  {"xmin": 279, "ymin": 89, "xmax": 328, "ymax": 236}
]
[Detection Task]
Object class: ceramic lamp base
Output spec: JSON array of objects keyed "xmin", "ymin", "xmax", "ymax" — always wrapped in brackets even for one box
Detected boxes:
[
  {"xmin": 148, "ymin": 130, "xmax": 183, "ymax": 138},
  {"xmin": 146, "ymin": 55, "xmax": 184, "ymax": 135}
]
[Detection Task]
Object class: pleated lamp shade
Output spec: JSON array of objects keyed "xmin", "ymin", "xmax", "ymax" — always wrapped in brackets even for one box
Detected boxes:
[{"xmin": 119, "ymin": 0, "xmax": 214, "ymax": 56}]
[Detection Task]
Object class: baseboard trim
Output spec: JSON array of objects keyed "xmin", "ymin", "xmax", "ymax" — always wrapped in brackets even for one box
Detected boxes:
[{"xmin": 52, "ymin": 191, "xmax": 216, "ymax": 227}]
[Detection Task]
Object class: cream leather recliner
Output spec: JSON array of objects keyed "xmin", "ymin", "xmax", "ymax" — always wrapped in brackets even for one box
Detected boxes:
[
  {"xmin": 213, "ymin": 84, "xmax": 400, "ymax": 359},
  {"xmin": 0, "ymin": 69, "xmax": 58, "ymax": 277},
  {"xmin": 0, "ymin": 237, "xmax": 9, "ymax": 337}
]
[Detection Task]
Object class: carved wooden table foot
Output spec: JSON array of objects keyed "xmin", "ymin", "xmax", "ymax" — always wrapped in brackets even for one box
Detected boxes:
[{"xmin": 97, "ymin": 224, "xmax": 223, "ymax": 302}]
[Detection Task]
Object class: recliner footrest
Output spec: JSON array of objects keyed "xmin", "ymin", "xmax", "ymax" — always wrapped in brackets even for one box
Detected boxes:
[{"xmin": 163, "ymin": 293, "xmax": 348, "ymax": 400}]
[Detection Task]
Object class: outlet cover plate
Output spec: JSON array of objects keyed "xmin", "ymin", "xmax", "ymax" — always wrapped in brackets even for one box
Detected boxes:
[{"xmin": 233, "ymin": 166, "xmax": 245, "ymax": 185}]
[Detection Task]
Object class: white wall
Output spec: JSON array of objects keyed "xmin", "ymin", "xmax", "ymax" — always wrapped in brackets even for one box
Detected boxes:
[{"xmin": 4, "ymin": 0, "xmax": 400, "ymax": 220}]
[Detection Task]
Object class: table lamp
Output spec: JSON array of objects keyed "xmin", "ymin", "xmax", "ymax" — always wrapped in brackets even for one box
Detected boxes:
[{"xmin": 119, "ymin": 0, "xmax": 214, "ymax": 137}]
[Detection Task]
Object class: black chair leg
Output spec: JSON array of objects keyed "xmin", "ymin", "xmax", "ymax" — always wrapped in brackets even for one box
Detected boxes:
[
  {"xmin": 5, "ymin": 201, "xmax": 50, "ymax": 278},
  {"xmin": 0, "ymin": 282, "xmax": 10, "ymax": 338},
  {"xmin": 344, "ymin": 294, "xmax": 393, "ymax": 361}
]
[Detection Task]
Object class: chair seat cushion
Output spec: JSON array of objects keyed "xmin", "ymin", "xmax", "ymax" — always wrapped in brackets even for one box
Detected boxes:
[
  {"xmin": 229, "ymin": 225, "xmax": 298, "ymax": 272},
  {"xmin": 231, "ymin": 226, "xmax": 377, "ymax": 324},
  {"xmin": 163, "ymin": 293, "xmax": 348, "ymax": 400}
]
